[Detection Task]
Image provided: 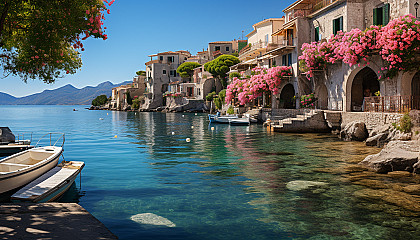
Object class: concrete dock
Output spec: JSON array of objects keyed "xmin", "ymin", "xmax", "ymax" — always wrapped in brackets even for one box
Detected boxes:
[{"xmin": 0, "ymin": 203, "xmax": 117, "ymax": 239}]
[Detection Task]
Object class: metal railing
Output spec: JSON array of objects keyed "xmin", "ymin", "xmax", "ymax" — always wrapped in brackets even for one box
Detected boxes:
[
  {"xmin": 313, "ymin": 0, "xmax": 339, "ymax": 12},
  {"xmin": 35, "ymin": 133, "xmax": 65, "ymax": 148},
  {"xmin": 363, "ymin": 95, "xmax": 420, "ymax": 113}
]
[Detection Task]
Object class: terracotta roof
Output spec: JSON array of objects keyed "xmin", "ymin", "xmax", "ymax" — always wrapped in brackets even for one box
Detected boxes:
[
  {"xmin": 197, "ymin": 50, "xmax": 208, "ymax": 54},
  {"xmin": 148, "ymin": 50, "xmax": 190, "ymax": 57}
]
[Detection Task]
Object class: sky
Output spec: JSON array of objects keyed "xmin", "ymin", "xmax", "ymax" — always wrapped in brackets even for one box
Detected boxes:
[{"xmin": 1, "ymin": 0, "xmax": 292, "ymax": 97}]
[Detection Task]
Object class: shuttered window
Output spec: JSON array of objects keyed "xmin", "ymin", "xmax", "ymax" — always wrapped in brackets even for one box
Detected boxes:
[
  {"xmin": 282, "ymin": 55, "xmax": 287, "ymax": 66},
  {"xmin": 315, "ymin": 27, "xmax": 320, "ymax": 42},
  {"xmin": 287, "ymin": 53, "xmax": 292, "ymax": 67},
  {"xmin": 373, "ymin": 4, "xmax": 390, "ymax": 26},
  {"xmin": 333, "ymin": 16, "xmax": 343, "ymax": 35}
]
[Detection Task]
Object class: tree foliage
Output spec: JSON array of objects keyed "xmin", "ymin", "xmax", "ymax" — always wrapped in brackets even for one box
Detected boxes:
[
  {"xmin": 136, "ymin": 70, "xmax": 146, "ymax": 76},
  {"xmin": 204, "ymin": 55, "xmax": 239, "ymax": 88},
  {"xmin": 176, "ymin": 62, "xmax": 200, "ymax": 80},
  {"xmin": 92, "ymin": 94, "xmax": 108, "ymax": 106},
  {"xmin": 0, "ymin": 0, "xmax": 114, "ymax": 83}
]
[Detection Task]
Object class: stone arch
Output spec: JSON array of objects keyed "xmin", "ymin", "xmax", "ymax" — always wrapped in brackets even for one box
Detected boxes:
[
  {"xmin": 279, "ymin": 84, "xmax": 296, "ymax": 109},
  {"xmin": 315, "ymin": 83, "xmax": 328, "ymax": 110},
  {"xmin": 345, "ymin": 66, "xmax": 379, "ymax": 112}
]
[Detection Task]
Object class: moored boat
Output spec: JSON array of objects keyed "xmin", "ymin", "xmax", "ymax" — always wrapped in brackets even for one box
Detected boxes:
[
  {"xmin": 11, "ymin": 161, "xmax": 84, "ymax": 203},
  {"xmin": 229, "ymin": 117, "xmax": 250, "ymax": 125},
  {"xmin": 0, "ymin": 127, "xmax": 33, "ymax": 157},
  {"xmin": 0, "ymin": 146, "xmax": 63, "ymax": 194},
  {"xmin": 208, "ymin": 113, "xmax": 238, "ymax": 124}
]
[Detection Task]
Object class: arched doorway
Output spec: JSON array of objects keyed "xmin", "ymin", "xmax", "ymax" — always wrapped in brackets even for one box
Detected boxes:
[
  {"xmin": 280, "ymin": 84, "xmax": 295, "ymax": 109},
  {"xmin": 315, "ymin": 84, "xmax": 328, "ymax": 110},
  {"xmin": 411, "ymin": 71, "xmax": 420, "ymax": 109},
  {"xmin": 350, "ymin": 67, "xmax": 379, "ymax": 112}
]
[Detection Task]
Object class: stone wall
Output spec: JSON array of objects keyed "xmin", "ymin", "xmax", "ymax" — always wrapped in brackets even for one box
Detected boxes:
[
  {"xmin": 341, "ymin": 112, "xmax": 402, "ymax": 130},
  {"xmin": 263, "ymin": 108, "xmax": 311, "ymax": 122}
]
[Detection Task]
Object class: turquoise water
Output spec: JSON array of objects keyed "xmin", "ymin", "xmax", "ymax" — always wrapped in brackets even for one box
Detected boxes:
[{"xmin": 1, "ymin": 105, "xmax": 420, "ymax": 239}]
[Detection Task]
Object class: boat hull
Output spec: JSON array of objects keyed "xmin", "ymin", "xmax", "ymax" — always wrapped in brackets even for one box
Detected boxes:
[
  {"xmin": 208, "ymin": 114, "xmax": 238, "ymax": 124},
  {"xmin": 0, "ymin": 147, "xmax": 62, "ymax": 194},
  {"xmin": 0, "ymin": 144, "xmax": 34, "ymax": 157},
  {"xmin": 229, "ymin": 118, "xmax": 250, "ymax": 125},
  {"xmin": 11, "ymin": 161, "xmax": 84, "ymax": 203}
]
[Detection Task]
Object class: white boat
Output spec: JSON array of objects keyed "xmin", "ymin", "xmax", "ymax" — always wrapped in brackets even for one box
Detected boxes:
[
  {"xmin": 0, "ymin": 146, "xmax": 63, "ymax": 194},
  {"xmin": 229, "ymin": 117, "xmax": 250, "ymax": 125},
  {"xmin": 0, "ymin": 127, "xmax": 33, "ymax": 157},
  {"xmin": 208, "ymin": 113, "xmax": 238, "ymax": 124},
  {"xmin": 11, "ymin": 161, "xmax": 84, "ymax": 203}
]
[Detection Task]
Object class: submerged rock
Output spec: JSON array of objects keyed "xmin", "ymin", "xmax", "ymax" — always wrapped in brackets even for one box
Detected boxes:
[
  {"xmin": 130, "ymin": 213, "xmax": 176, "ymax": 227},
  {"xmin": 359, "ymin": 140, "xmax": 419, "ymax": 173},
  {"xmin": 286, "ymin": 180, "xmax": 328, "ymax": 191},
  {"xmin": 340, "ymin": 121, "xmax": 368, "ymax": 141}
]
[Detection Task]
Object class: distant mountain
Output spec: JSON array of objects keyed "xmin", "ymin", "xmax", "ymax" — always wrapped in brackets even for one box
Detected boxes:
[{"xmin": 0, "ymin": 81, "xmax": 131, "ymax": 105}]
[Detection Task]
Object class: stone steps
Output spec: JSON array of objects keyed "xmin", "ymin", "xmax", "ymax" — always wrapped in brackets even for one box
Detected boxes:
[{"xmin": 271, "ymin": 110, "xmax": 330, "ymax": 133}]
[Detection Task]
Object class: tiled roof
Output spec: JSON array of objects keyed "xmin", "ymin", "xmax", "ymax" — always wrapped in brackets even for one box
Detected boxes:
[{"xmin": 209, "ymin": 41, "xmax": 232, "ymax": 44}]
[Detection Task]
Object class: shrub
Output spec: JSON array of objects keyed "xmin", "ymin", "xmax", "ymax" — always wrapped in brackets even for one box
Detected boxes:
[
  {"xmin": 132, "ymin": 98, "xmax": 140, "ymax": 110},
  {"xmin": 214, "ymin": 97, "xmax": 222, "ymax": 110},
  {"xmin": 92, "ymin": 95, "xmax": 108, "ymax": 106},
  {"xmin": 227, "ymin": 106, "xmax": 234, "ymax": 115},
  {"xmin": 229, "ymin": 72, "xmax": 241, "ymax": 80},
  {"xmin": 206, "ymin": 91, "xmax": 216, "ymax": 101},
  {"xmin": 392, "ymin": 113, "xmax": 413, "ymax": 133},
  {"xmin": 300, "ymin": 93, "xmax": 317, "ymax": 108}
]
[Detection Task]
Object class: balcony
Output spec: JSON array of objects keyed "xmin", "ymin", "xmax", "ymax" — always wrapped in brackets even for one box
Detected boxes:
[
  {"xmin": 312, "ymin": 0, "xmax": 340, "ymax": 13},
  {"xmin": 145, "ymin": 59, "xmax": 162, "ymax": 66}
]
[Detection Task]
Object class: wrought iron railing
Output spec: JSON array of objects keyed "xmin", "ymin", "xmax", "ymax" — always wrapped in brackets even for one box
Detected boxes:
[
  {"xmin": 363, "ymin": 95, "xmax": 420, "ymax": 113},
  {"xmin": 313, "ymin": 0, "xmax": 339, "ymax": 13}
]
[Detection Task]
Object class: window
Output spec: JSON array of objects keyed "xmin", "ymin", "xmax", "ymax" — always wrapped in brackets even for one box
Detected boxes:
[
  {"xmin": 215, "ymin": 46, "xmax": 220, "ymax": 51},
  {"xmin": 265, "ymin": 34, "xmax": 269, "ymax": 44},
  {"xmin": 167, "ymin": 56, "xmax": 174, "ymax": 63},
  {"xmin": 287, "ymin": 53, "xmax": 292, "ymax": 67},
  {"xmin": 159, "ymin": 56, "xmax": 163, "ymax": 61},
  {"xmin": 333, "ymin": 16, "xmax": 343, "ymax": 35},
  {"xmin": 373, "ymin": 4, "xmax": 390, "ymax": 26},
  {"xmin": 170, "ymin": 70, "xmax": 177, "ymax": 77},
  {"xmin": 315, "ymin": 27, "xmax": 320, "ymax": 42},
  {"xmin": 163, "ymin": 70, "xmax": 166, "ymax": 75},
  {"xmin": 282, "ymin": 55, "xmax": 287, "ymax": 66},
  {"xmin": 226, "ymin": 46, "xmax": 230, "ymax": 52}
]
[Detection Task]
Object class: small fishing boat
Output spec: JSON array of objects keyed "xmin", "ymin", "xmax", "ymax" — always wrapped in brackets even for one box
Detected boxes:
[
  {"xmin": 208, "ymin": 112, "xmax": 238, "ymax": 124},
  {"xmin": 11, "ymin": 161, "xmax": 84, "ymax": 203},
  {"xmin": 0, "ymin": 146, "xmax": 63, "ymax": 194},
  {"xmin": 229, "ymin": 117, "xmax": 250, "ymax": 125},
  {"xmin": 0, "ymin": 127, "xmax": 33, "ymax": 157}
]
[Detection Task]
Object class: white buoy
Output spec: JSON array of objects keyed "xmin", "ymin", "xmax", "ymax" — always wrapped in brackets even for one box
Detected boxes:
[
  {"xmin": 211, "ymin": 127, "xmax": 215, "ymax": 131},
  {"xmin": 99, "ymin": 118, "xmax": 104, "ymax": 120},
  {"xmin": 182, "ymin": 115, "xmax": 185, "ymax": 117},
  {"xmin": 186, "ymin": 138, "xmax": 191, "ymax": 142},
  {"xmin": 191, "ymin": 126, "xmax": 194, "ymax": 129},
  {"xmin": 171, "ymin": 132, "xmax": 175, "ymax": 135},
  {"xmin": 195, "ymin": 113, "xmax": 197, "ymax": 116}
]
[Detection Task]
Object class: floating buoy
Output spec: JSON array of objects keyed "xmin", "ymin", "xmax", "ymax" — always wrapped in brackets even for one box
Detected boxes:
[
  {"xmin": 186, "ymin": 138, "xmax": 191, "ymax": 142},
  {"xmin": 191, "ymin": 126, "xmax": 194, "ymax": 129},
  {"xmin": 99, "ymin": 118, "xmax": 104, "ymax": 120},
  {"xmin": 211, "ymin": 127, "xmax": 215, "ymax": 131},
  {"xmin": 171, "ymin": 132, "xmax": 175, "ymax": 135},
  {"xmin": 107, "ymin": 113, "xmax": 109, "ymax": 115},
  {"xmin": 195, "ymin": 113, "xmax": 197, "ymax": 116},
  {"xmin": 114, "ymin": 135, "xmax": 118, "ymax": 138}
]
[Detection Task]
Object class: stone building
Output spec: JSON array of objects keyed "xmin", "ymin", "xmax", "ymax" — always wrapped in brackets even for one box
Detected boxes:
[
  {"xmin": 111, "ymin": 75, "xmax": 146, "ymax": 110},
  {"xmin": 302, "ymin": 0, "xmax": 420, "ymax": 112},
  {"xmin": 142, "ymin": 50, "xmax": 191, "ymax": 110}
]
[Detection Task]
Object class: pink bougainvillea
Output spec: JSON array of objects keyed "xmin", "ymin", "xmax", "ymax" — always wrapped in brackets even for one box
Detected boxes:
[
  {"xmin": 225, "ymin": 66, "xmax": 292, "ymax": 105},
  {"xmin": 299, "ymin": 14, "xmax": 420, "ymax": 79}
]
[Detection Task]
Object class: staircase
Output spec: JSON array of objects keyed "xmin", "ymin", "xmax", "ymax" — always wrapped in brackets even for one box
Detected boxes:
[{"xmin": 271, "ymin": 110, "xmax": 331, "ymax": 133}]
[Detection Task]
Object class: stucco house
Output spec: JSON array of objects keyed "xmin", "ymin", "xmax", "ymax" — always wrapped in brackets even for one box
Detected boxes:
[{"xmin": 111, "ymin": 75, "xmax": 146, "ymax": 110}]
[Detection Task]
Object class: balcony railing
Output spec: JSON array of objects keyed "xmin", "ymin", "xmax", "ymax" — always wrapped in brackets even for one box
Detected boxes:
[
  {"xmin": 145, "ymin": 59, "xmax": 162, "ymax": 65},
  {"xmin": 239, "ymin": 39, "xmax": 296, "ymax": 57},
  {"xmin": 313, "ymin": 0, "xmax": 339, "ymax": 13},
  {"xmin": 364, "ymin": 95, "xmax": 420, "ymax": 113}
]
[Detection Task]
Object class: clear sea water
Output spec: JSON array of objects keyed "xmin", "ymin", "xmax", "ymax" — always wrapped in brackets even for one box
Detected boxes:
[{"xmin": 1, "ymin": 105, "xmax": 420, "ymax": 239}]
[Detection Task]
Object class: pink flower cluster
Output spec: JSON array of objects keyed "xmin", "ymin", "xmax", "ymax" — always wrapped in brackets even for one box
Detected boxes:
[
  {"xmin": 225, "ymin": 66, "xmax": 292, "ymax": 105},
  {"xmin": 299, "ymin": 14, "xmax": 420, "ymax": 79}
]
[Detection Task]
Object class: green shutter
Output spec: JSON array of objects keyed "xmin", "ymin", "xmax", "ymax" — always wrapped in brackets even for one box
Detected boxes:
[
  {"xmin": 383, "ymin": 3, "xmax": 390, "ymax": 25},
  {"xmin": 333, "ymin": 19, "xmax": 336, "ymax": 35},
  {"xmin": 373, "ymin": 8, "xmax": 378, "ymax": 25},
  {"xmin": 282, "ymin": 55, "xmax": 287, "ymax": 66},
  {"xmin": 288, "ymin": 53, "xmax": 292, "ymax": 66},
  {"xmin": 315, "ymin": 27, "xmax": 320, "ymax": 41},
  {"xmin": 339, "ymin": 17, "xmax": 343, "ymax": 32}
]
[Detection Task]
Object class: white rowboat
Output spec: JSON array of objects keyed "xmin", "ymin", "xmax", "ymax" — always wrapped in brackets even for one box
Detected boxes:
[
  {"xmin": 0, "ymin": 146, "xmax": 63, "ymax": 194},
  {"xmin": 12, "ymin": 161, "xmax": 84, "ymax": 203}
]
